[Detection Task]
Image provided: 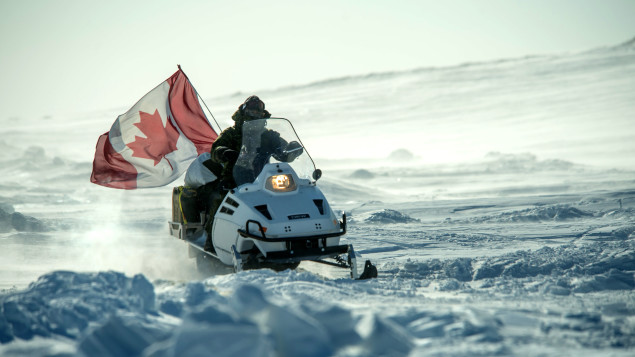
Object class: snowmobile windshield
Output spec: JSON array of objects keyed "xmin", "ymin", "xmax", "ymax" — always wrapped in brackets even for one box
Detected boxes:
[{"xmin": 233, "ymin": 118, "xmax": 315, "ymax": 187}]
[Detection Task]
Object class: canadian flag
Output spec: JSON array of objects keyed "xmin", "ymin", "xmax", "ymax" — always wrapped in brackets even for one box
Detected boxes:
[{"xmin": 91, "ymin": 67, "xmax": 217, "ymax": 189}]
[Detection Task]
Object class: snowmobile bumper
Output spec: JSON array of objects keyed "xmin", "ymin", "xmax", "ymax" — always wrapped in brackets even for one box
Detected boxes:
[
  {"xmin": 237, "ymin": 217, "xmax": 347, "ymax": 262},
  {"xmin": 237, "ymin": 216, "xmax": 377, "ymax": 279},
  {"xmin": 237, "ymin": 215, "xmax": 347, "ymax": 242}
]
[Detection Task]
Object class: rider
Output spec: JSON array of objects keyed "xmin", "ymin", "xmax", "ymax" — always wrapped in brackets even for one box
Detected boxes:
[
  {"xmin": 201, "ymin": 96, "xmax": 305, "ymax": 252},
  {"xmin": 201, "ymin": 95, "xmax": 302, "ymax": 252},
  {"xmin": 208, "ymin": 95, "xmax": 271, "ymax": 187},
  {"xmin": 200, "ymin": 96, "xmax": 268, "ymax": 251}
]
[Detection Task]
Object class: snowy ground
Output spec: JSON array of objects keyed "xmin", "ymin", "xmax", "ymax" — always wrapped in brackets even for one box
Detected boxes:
[{"xmin": 0, "ymin": 41, "xmax": 634, "ymax": 356}]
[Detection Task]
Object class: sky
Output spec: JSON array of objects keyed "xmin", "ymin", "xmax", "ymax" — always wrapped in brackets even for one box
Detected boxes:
[{"xmin": 0, "ymin": 0, "xmax": 634, "ymax": 119}]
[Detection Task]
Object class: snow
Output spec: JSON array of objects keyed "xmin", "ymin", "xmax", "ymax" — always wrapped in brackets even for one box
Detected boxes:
[{"xmin": 1, "ymin": 42, "xmax": 635, "ymax": 356}]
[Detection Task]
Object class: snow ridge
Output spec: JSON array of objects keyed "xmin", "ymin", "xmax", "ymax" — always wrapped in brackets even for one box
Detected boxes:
[
  {"xmin": 390, "ymin": 240, "xmax": 635, "ymax": 289},
  {"xmin": 0, "ymin": 271, "xmax": 155, "ymax": 344}
]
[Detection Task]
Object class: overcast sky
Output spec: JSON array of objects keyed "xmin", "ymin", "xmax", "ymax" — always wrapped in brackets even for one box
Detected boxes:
[{"xmin": 1, "ymin": 0, "xmax": 633, "ymax": 119}]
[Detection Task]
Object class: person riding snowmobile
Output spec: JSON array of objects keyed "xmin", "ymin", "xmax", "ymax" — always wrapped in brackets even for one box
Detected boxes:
[{"xmin": 200, "ymin": 95, "xmax": 302, "ymax": 252}]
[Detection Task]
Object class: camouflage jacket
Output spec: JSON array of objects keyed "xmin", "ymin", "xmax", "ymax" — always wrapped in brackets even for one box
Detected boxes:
[{"xmin": 204, "ymin": 108, "xmax": 272, "ymax": 188}]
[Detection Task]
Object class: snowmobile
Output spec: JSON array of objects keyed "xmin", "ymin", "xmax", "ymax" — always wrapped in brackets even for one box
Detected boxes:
[{"xmin": 169, "ymin": 118, "xmax": 377, "ymax": 279}]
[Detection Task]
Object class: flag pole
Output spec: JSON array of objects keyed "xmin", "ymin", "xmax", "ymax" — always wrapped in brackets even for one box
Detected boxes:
[
  {"xmin": 196, "ymin": 91, "xmax": 223, "ymax": 134},
  {"xmin": 177, "ymin": 65, "xmax": 223, "ymax": 134}
]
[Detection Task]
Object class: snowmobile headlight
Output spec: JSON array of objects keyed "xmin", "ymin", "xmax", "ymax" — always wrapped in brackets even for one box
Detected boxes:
[{"xmin": 266, "ymin": 174, "xmax": 297, "ymax": 192}]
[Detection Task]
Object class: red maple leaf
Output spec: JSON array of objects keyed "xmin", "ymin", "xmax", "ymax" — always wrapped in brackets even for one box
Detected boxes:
[{"xmin": 127, "ymin": 109, "xmax": 180, "ymax": 167}]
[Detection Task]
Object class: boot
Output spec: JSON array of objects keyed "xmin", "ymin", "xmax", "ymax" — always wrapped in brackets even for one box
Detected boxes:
[{"xmin": 203, "ymin": 216, "xmax": 215, "ymax": 253}]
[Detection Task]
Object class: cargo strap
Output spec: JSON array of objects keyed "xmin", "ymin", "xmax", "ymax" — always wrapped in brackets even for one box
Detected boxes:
[{"xmin": 178, "ymin": 187, "xmax": 188, "ymax": 225}]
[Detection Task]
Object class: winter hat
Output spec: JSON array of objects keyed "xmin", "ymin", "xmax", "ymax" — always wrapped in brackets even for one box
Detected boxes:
[{"xmin": 241, "ymin": 95, "xmax": 265, "ymax": 118}]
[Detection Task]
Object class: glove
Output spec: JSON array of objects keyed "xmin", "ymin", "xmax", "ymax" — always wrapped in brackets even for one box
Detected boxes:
[
  {"xmin": 221, "ymin": 149, "xmax": 239, "ymax": 163},
  {"xmin": 283, "ymin": 141, "xmax": 303, "ymax": 162}
]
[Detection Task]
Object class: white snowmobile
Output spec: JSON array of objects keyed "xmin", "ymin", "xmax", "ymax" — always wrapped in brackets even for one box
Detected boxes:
[{"xmin": 169, "ymin": 118, "xmax": 377, "ymax": 279}]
